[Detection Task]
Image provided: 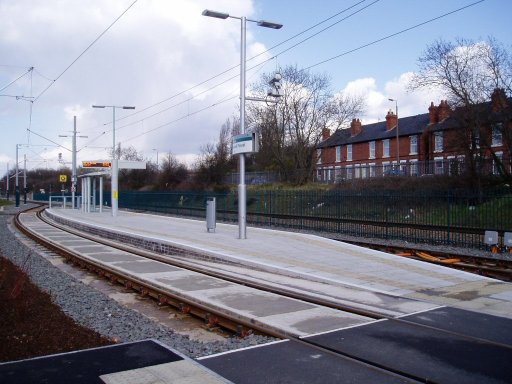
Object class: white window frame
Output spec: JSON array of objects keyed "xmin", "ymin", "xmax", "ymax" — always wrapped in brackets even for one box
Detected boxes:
[
  {"xmin": 410, "ymin": 159, "xmax": 419, "ymax": 176},
  {"xmin": 434, "ymin": 131, "xmax": 443, "ymax": 153},
  {"xmin": 317, "ymin": 149, "xmax": 322, "ymax": 164},
  {"xmin": 369, "ymin": 163, "xmax": 376, "ymax": 178},
  {"xmin": 409, "ymin": 135, "xmax": 418, "ymax": 155},
  {"xmin": 347, "ymin": 144, "xmax": 353, "ymax": 162},
  {"xmin": 493, "ymin": 152, "xmax": 503, "ymax": 175},
  {"xmin": 492, "ymin": 124, "xmax": 503, "ymax": 147},
  {"xmin": 335, "ymin": 146, "xmax": 341, "ymax": 162},
  {"xmin": 434, "ymin": 156, "xmax": 444, "ymax": 175},
  {"xmin": 383, "ymin": 139, "xmax": 390, "ymax": 158},
  {"xmin": 369, "ymin": 141, "xmax": 376, "ymax": 159},
  {"xmin": 346, "ymin": 165, "xmax": 353, "ymax": 180}
]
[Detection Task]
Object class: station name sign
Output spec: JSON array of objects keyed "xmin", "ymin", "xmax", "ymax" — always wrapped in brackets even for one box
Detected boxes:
[
  {"xmin": 232, "ymin": 133, "xmax": 259, "ymax": 155},
  {"xmin": 82, "ymin": 161, "xmax": 112, "ymax": 168}
]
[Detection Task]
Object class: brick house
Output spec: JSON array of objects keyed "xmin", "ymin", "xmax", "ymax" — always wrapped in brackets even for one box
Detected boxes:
[{"xmin": 316, "ymin": 89, "xmax": 511, "ymax": 182}]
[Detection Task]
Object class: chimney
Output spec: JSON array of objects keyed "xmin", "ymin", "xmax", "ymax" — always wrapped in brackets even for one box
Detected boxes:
[
  {"xmin": 350, "ymin": 118, "xmax": 362, "ymax": 136},
  {"xmin": 491, "ymin": 88, "xmax": 508, "ymax": 112},
  {"xmin": 385, "ymin": 109, "xmax": 397, "ymax": 131},
  {"xmin": 437, "ymin": 100, "xmax": 451, "ymax": 121},
  {"xmin": 428, "ymin": 102, "xmax": 438, "ymax": 124},
  {"xmin": 321, "ymin": 128, "xmax": 331, "ymax": 140}
]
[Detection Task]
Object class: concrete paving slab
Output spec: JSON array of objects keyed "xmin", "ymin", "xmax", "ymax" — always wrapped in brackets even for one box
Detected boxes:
[{"xmin": 40, "ymin": 209, "xmax": 512, "ymax": 320}]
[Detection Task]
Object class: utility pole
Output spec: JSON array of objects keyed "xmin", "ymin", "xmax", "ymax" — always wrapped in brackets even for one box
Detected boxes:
[
  {"xmin": 6, "ymin": 163, "xmax": 9, "ymax": 200},
  {"xmin": 59, "ymin": 116, "xmax": 87, "ymax": 209},
  {"xmin": 23, "ymin": 154, "xmax": 27, "ymax": 204}
]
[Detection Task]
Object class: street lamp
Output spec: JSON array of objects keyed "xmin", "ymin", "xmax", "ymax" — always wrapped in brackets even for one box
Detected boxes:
[
  {"xmin": 92, "ymin": 105, "xmax": 135, "ymax": 217},
  {"xmin": 202, "ymin": 9, "xmax": 282, "ymax": 239},
  {"xmin": 388, "ymin": 98, "xmax": 399, "ymax": 167}
]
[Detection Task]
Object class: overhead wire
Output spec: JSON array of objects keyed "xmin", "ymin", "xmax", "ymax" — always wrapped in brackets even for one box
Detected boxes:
[
  {"xmin": 33, "ymin": 0, "xmax": 139, "ymax": 102},
  {"xmin": 117, "ymin": 0, "xmax": 485, "ymax": 148},
  {"xmin": 304, "ymin": 0, "xmax": 486, "ymax": 70},
  {"xmin": 103, "ymin": 0, "xmax": 377, "ymax": 145},
  {"xmin": 111, "ymin": 0, "xmax": 373, "ymax": 126}
]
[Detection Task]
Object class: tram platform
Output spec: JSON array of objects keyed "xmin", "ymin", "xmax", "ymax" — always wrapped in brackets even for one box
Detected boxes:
[{"xmin": 46, "ymin": 207, "xmax": 512, "ymax": 319}]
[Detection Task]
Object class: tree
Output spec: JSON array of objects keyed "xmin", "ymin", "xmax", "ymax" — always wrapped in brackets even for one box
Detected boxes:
[
  {"xmin": 193, "ymin": 118, "xmax": 237, "ymax": 188},
  {"xmin": 158, "ymin": 152, "xmax": 188, "ymax": 189},
  {"xmin": 409, "ymin": 37, "xmax": 512, "ymax": 185},
  {"xmin": 248, "ymin": 65, "xmax": 365, "ymax": 184}
]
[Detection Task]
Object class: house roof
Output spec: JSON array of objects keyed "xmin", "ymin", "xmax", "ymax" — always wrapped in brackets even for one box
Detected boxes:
[
  {"xmin": 318, "ymin": 91, "xmax": 511, "ymax": 149},
  {"xmin": 318, "ymin": 113, "xmax": 431, "ymax": 148}
]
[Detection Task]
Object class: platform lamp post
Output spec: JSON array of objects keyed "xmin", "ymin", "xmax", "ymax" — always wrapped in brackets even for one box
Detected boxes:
[
  {"xmin": 92, "ymin": 105, "xmax": 135, "ymax": 217},
  {"xmin": 202, "ymin": 9, "xmax": 282, "ymax": 239},
  {"xmin": 388, "ymin": 98, "xmax": 399, "ymax": 168}
]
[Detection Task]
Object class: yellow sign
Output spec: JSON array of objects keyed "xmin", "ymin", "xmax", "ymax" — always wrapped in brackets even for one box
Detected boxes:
[
  {"xmin": 113, "ymin": 191, "xmax": 118, "ymax": 199},
  {"xmin": 59, "ymin": 175, "xmax": 67, "ymax": 182}
]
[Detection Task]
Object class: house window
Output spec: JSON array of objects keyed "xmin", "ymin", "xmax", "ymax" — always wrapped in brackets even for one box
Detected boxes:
[
  {"xmin": 361, "ymin": 163, "xmax": 367, "ymax": 179},
  {"xmin": 492, "ymin": 123, "xmax": 503, "ymax": 147},
  {"xmin": 335, "ymin": 146, "xmax": 341, "ymax": 162},
  {"xmin": 347, "ymin": 144, "xmax": 352, "ymax": 161},
  {"xmin": 434, "ymin": 156, "xmax": 444, "ymax": 175},
  {"xmin": 410, "ymin": 160, "xmax": 419, "ymax": 176},
  {"xmin": 493, "ymin": 152, "xmax": 503, "ymax": 175},
  {"xmin": 346, "ymin": 165, "xmax": 353, "ymax": 180},
  {"xmin": 383, "ymin": 161, "xmax": 391, "ymax": 174},
  {"xmin": 369, "ymin": 141, "xmax": 375, "ymax": 159},
  {"xmin": 369, "ymin": 163, "xmax": 376, "ymax": 178},
  {"xmin": 383, "ymin": 139, "xmax": 390, "ymax": 158},
  {"xmin": 317, "ymin": 149, "xmax": 322, "ymax": 164},
  {"xmin": 354, "ymin": 164, "xmax": 360, "ymax": 178},
  {"xmin": 409, "ymin": 135, "xmax": 418, "ymax": 155},
  {"xmin": 335, "ymin": 166, "xmax": 342, "ymax": 181},
  {"xmin": 434, "ymin": 132, "xmax": 443, "ymax": 152}
]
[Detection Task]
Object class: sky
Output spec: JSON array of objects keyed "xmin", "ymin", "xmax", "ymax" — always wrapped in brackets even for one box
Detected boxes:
[{"xmin": 1, "ymin": 0, "xmax": 510, "ymax": 174}]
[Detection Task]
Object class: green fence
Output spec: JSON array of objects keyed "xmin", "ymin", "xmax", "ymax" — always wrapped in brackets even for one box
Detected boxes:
[{"xmin": 118, "ymin": 189, "xmax": 512, "ymax": 250}]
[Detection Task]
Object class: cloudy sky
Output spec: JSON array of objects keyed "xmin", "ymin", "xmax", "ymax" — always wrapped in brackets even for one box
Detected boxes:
[{"xmin": 1, "ymin": 0, "xmax": 510, "ymax": 173}]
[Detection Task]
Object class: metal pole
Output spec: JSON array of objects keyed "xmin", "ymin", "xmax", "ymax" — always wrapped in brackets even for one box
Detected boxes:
[
  {"xmin": 396, "ymin": 100, "xmax": 399, "ymax": 166},
  {"xmin": 238, "ymin": 16, "xmax": 247, "ymax": 239},
  {"xmin": 99, "ymin": 176, "xmax": 103, "ymax": 213},
  {"xmin": 112, "ymin": 158, "xmax": 119, "ymax": 217},
  {"xmin": 15, "ymin": 145, "xmax": 19, "ymax": 207},
  {"xmin": 72, "ymin": 116, "xmax": 77, "ymax": 209},
  {"xmin": 5, "ymin": 163, "xmax": 9, "ymax": 200},
  {"xmin": 112, "ymin": 107, "xmax": 118, "ymax": 217},
  {"xmin": 23, "ymin": 154, "xmax": 27, "ymax": 204}
]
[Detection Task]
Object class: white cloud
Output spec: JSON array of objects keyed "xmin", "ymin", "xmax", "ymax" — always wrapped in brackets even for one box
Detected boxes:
[
  {"xmin": 0, "ymin": 0, "xmax": 267, "ymax": 170},
  {"xmin": 340, "ymin": 73, "xmax": 445, "ymax": 125}
]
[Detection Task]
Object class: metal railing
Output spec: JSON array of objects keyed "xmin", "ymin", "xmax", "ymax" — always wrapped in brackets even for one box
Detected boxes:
[{"xmin": 118, "ymin": 189, "xmax": 512, "ymax": 250}]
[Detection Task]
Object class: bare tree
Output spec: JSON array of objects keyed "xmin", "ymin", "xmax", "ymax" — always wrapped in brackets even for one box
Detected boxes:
[
  {"xmin": 248, "ymin": 65, "xmax": 365, "ymax": 184},
  {"xmin": 409, "ymin": 37, "xmax": 512, "ymax": 184},
  {"xmin": 158, "ymin": 152, "xmax": 188, "ymax": 189},
  {"xmin": 194, "ymin": 118, "xmax": 237, "ymax": 188}
]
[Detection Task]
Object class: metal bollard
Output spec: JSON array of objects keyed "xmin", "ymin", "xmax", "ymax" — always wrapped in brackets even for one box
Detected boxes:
[{"xmin": 206, "ymin": 197, "xmax": 216, "ymax": 233}]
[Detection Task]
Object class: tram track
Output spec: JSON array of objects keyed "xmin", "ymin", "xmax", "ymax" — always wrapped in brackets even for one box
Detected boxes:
[
  {"xmin": 13, "ymin": 205, "xmax": 512, "ymax": 383},
  {"xmin": 343, "ymin": 239, "xmax": 512, "ymax": 282}
]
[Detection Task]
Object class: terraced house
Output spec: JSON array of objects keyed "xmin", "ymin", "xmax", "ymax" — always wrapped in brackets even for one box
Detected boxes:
[{"xmin": 316, "ymin": 89, "xmax": 511, "ymax": 182}]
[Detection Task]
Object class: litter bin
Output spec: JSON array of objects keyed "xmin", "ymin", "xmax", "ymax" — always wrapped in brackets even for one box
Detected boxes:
[{"xmin": 206, "ymin": 197, "xmax": 216, "ymax": 233}]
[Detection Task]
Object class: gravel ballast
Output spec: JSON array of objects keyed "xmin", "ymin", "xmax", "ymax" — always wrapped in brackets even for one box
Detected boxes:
[{"xmin": 0, "ymin": 204, "xmax": 276, "ymax": 358}]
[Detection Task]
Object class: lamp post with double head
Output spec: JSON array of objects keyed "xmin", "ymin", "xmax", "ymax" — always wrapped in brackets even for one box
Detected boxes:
[
  {"xmin": 202, "ymin": 9, "xmax": 282, "ymax": 239},
  {"xmin": 92, "ymin": 105, "xmax": 135, "ymax": 217}
]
